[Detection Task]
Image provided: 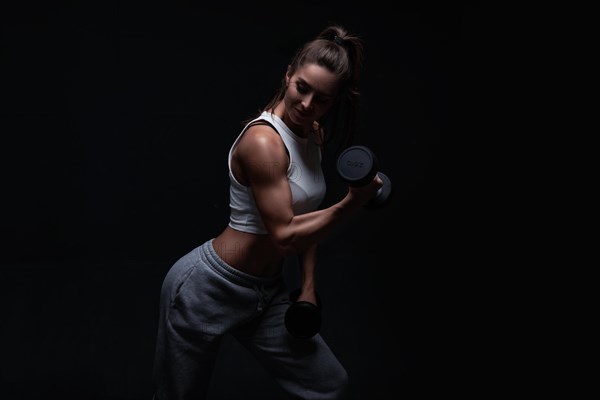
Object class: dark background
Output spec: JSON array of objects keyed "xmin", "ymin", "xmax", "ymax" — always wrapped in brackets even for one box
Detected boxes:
[{"xmin": 1, "ymin": 1, "xmax": 487, "ymax": 399}]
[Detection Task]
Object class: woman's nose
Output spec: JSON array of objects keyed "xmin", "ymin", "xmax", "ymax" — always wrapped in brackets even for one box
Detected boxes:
[{"xmin": 301, "ymin": 95, "xmax": 314, "ymax": 111}]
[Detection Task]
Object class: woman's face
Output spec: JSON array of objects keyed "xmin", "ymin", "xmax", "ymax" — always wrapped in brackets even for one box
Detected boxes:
[{"xmin": 283, "ymin": 63, "xmax": 339, "ymax": 133}]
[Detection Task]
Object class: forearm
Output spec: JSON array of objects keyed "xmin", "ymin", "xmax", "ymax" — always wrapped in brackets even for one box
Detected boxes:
[
  {"xmin": 276, "ymin": 192, "xmax": 360, "ymax": 255},
  {"xmin": 297, "ymin": 244, "xmax": 318, "ymax": 304},
  {"xmin": 299, "ymin": 244, "xmax": 317, "ymax": 292}
]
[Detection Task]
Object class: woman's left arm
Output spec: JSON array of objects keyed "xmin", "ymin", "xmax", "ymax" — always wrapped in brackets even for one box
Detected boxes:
[{"xmin": 297, "ymin": 243, "xmax": 319, "ymax": 305}]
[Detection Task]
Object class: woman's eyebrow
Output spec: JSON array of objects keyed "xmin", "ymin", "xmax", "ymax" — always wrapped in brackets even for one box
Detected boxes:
[{"xmin": 296, "ymin": 78, "xmax": 334, "ymax": 98}]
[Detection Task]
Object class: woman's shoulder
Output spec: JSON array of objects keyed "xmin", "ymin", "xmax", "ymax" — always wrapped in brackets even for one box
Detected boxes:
[{"xmin": 236, "ymin": 122, "xmax": 287, "ymax": 159}]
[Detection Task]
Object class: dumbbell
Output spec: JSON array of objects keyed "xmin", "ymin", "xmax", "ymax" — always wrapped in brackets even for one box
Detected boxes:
[
  {"xmin": 336, "ymin": 145, "xmax": 392, "ymax": 209},
  {"xmin": 284, "ymin": 288, "xmax": 321, "ymax": 339}
]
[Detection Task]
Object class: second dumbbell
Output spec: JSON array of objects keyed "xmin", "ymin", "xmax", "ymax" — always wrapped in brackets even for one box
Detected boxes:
[
  {"xmin": 284, "ymin": 288, "xmax": 321, "ymax": 339},
  {"xmin": 336, "ymin": 145, "xmax": 392, "ymax": 209}
]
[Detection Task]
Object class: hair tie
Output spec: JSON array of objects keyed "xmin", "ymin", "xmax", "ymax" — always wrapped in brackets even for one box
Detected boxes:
[{"xmin": 333, "ymin": 35, "xmax": 345, "ymax": 47}]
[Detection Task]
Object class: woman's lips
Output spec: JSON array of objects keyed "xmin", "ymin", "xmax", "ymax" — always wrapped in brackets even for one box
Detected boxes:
[{"xmin": 295, "ymin": 108, "xmax": 310, "ymax": 119}]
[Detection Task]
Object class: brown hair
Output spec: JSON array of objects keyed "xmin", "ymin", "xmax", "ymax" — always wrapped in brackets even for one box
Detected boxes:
[{"xmin": 252, "ymin": 24, "xmax": 365, "ymax": 153}]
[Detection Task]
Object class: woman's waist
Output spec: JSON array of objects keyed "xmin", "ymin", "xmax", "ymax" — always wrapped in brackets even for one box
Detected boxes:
[{"xmin": 212, "ymin": 227, "xmax": 283, "ymax": 278}]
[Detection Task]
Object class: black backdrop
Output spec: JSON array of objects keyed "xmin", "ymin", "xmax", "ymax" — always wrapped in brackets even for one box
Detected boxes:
[{"xmin": 1, "ymin": 1, "xmax": 485, "ymax": 399}]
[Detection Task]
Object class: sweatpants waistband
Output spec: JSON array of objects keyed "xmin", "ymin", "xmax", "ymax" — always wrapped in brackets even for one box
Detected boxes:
[{"xmin": 197, "ymin": 239, "xmax": 282, "ymax": 288}]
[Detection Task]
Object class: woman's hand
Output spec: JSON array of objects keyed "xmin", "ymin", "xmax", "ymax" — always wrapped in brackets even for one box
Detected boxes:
[
  {"xmin": 347, "ymin": 174, "xmax": 384, "ymax": 207},
  {"xmin": 297, "ymin": 286, "xmax": 319, "ymax": 306}
]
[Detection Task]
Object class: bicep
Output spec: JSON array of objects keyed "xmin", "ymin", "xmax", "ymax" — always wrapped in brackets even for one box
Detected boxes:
[
  {"xmin": 237, "ymin": 128, "xmax": 295, "ymax": 238},
  {"xmin": 251, "ymin": 166, "xmax": 294, "ymax": 234}
]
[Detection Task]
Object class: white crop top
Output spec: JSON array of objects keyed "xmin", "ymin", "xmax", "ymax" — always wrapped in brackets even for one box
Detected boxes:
[{"xmin": 227, "ymin": 111, "xmax": 326, "ymax": 234}]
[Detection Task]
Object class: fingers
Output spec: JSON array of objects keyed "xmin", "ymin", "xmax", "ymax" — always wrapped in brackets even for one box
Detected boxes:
[{"xmin": 374, "ymin": 174, "xmax": 384, "ymax": 187}]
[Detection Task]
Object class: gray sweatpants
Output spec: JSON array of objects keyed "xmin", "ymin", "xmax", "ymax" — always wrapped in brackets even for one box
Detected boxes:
[{"xmin": 153, "ymin": 239, "xmax": 348, "ymax": 400}]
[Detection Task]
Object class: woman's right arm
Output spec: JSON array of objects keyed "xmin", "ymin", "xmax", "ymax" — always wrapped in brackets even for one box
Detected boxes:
[{"xmin": 235, "ymin": 125, "xmax": 382, "ymax": 256}]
